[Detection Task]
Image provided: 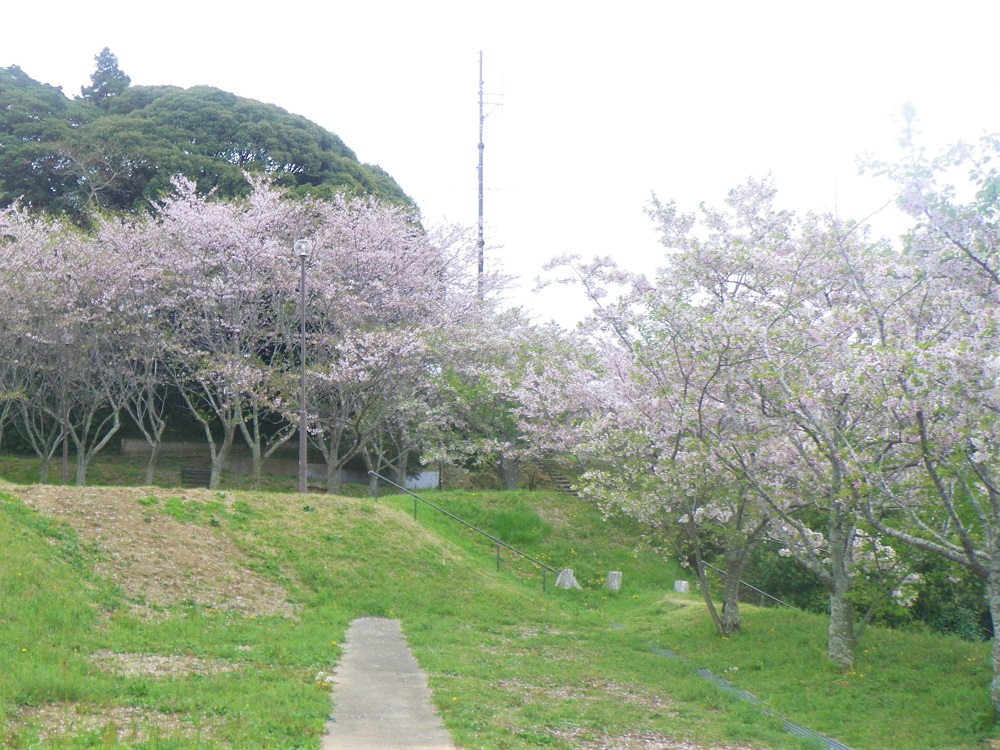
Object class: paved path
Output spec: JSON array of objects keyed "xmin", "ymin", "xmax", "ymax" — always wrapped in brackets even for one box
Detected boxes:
[{"xmin": 322, "ymin": 618, "xmax": 457, "ymax": 750}]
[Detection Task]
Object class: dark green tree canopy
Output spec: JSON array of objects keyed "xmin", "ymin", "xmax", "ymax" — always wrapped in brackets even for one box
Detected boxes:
[
  {"xmin": 0, "ymin": 64, "xmax": 410, "ymax": 219},
  {"xmin": 79, "ymin": 47, "xmax": 131, "ymax": 108},
  {"xmin": 0, "ymin": 66, "xmax": 96, "ymax": 214}
]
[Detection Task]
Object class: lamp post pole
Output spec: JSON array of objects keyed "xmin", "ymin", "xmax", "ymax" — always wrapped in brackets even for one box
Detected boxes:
[
  {"xmin": 294, "ymin": 239, "xmax": 312, "ymax": 494},
  {"xmin": 60, "ymin": 333, "xmax": 73, "ymax": 484}
]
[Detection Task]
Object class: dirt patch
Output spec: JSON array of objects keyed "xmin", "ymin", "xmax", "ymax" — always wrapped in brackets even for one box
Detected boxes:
[
  {"xmin": 90, "ymin": 650, "xmax": 243, "ymax": 679},
  {"xmin": 547, "ymin": 729, "xmax": 761, "ymax": 750},
  {"xmin": 14, "ymin": 485, "xmax": 293, "ymax": 618},
  {"xmin": 534, "ymin": 503, "xmax": 573, "ymax": 528},
  {"xmin": 5, "ymin": 703, "xmax": 227, "ymax": 746},
  {"xmin": 500, "ymin": 678, "xmax": 675, "ymax": 712}
]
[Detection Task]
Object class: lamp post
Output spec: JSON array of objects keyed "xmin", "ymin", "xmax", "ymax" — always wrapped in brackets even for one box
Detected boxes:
[
  {"xmin": 60, "ymin": 333, "xmax": 73, "ymax": 485},
  {"xmin": 294, "ymin": 238, "xmax": 312, "ymax": 493}
]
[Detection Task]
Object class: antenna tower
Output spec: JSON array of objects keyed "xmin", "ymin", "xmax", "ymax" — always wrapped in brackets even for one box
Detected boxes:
[{"xmin": 477, "ymin": 51, "xmax": 501, "ymax": 299}]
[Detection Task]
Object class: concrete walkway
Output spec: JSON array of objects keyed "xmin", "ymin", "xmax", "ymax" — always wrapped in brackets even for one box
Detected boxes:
[{"xmin": 322, "ymin": 618, "xmax": 457, "ymax": 750}]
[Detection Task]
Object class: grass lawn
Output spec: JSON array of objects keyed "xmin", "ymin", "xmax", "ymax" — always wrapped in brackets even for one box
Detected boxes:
[{"xmin": 0, "ymin": 451, "xmax": 993, "ymax": 748}]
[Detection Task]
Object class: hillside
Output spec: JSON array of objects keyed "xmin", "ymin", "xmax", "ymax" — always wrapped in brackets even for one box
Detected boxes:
[
  {"xmin": 0, "ymin": 482, "xmax": 992, "ymax": 749},
  {"xmin": 0, "ymin": 63, "xmax": 410, "ymax": 218}
]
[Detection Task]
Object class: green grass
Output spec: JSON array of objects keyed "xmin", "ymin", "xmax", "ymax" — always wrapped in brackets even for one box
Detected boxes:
[
  {"xmin": 392, "ymin": 489, "xmax": 994, "ymax": 749},
  {"xmin": 0, "ymin": 454, "xmax": 994, "ymax": 748}
]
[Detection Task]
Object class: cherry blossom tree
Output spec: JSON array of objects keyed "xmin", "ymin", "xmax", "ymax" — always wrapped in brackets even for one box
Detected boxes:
[
  {"xmin": 142, "ymin": 178, "xmax": 307, "ymax": 489},
  {"xmin": 63, "ymin": 212, "xmax": 179, "ymax": 485},
  {"xmin": 677, "ymin": 187, "xmax": 916, "ymax": 670},
  {"xmin": 0, "ymin": 205, "xmax": 134, "ymax": 485},
  {"xmin": 295, "ymin": 205, "xmax": 485, "ymax": 493},
  {"xmin": 542, "ymin": 179, "xmax": 921, "ymax": 663},
  {"xmin": 120, "ymin": 354, "xmax": 170, "ymax": 485},
  {"xmin": 0, "ymin": 358, "xmax": 18, "ymax": 452},
  {"xmin": 0, "ymin": 208, "xmax": 69, "ymax": 481},
  {"xmin": 538, "ymin": 245, "xmax": 774, "ymax": 637},
  {"xmin": 860, "ymin": 130, "xmax": 1000, "ymax": 710},
  {"xmin": 0, "ymin": 224, "xmax": 24, "ymax": 452},
  {"xmin": 432, "ymin": 308, "xmax": 560, "ymax": 491},
  {"xmin": 9, "ymin": 338, "xmax": 65, "ymax": 484},
  {"xmin": 0, "ymin": 176, "xmax": 490, "ymax": 495},
  {"xmin": 308, "ymin": 329, "xmax": 433, "ymax": 494}
]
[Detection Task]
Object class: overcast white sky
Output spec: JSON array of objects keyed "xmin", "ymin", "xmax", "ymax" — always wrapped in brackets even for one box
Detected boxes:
[{"xmin": 5, "ymin": 1, "xmax": 1000, "ymax": 326}]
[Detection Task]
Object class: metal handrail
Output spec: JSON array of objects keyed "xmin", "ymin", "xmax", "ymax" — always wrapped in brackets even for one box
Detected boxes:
[
  {"xmin": 368, "ymin": 471, "xmax": 559, "ymax": 590},
  {"xmin": 700, "ymin": 561, "xmax": 797, "ymax": 610}
]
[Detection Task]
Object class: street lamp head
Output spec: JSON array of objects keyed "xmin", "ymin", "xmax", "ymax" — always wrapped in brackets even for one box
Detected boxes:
[{"xmin": 294, "ymin": 238, "xmax": 312, "ymax": 258}]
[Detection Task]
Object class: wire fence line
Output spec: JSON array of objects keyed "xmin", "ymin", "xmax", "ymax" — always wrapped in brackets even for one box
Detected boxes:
[
  {"xmin": 367, "ymin": 471, "xmax": 559, "ymax": 591},
  {"xmin": 699, "ymin": 561, "xmax": 798, "ymax": 610}
]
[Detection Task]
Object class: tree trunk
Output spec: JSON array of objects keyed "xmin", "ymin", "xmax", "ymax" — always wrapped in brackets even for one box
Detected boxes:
[
  {"xmin": 72, "ymin": 409, "xmax": 122, "ymax": 487},
  {"xmin": 363, "ymin": 450, "xmax": 379, "ymax": 497},
  {"xmin": 827, "ymin": 580, "xmax": 856, "ymax": 671},
  {"xmin": 721, "ymin": 553, "xmax": 745, "ymax": 636},
  {"xmin": 127, "ymin": 381, "xmax": 167, "ymax": 487},
  {"xmin": 238, "ymin": 405, "xmax": 295, "ymax": 492},
  {"xmin": 61, "ymin": 431, "xmax": 70, "ymax": 484},
  {"xmin": 249, "ymin": 444, "xmax": 263, "ymax": 490},
  {"xmin": 238, "ymin": 407, "xmax": 265, "ymax": 491},
  {"xmin": 209, "ymin": 425, "xmax": 235, "ymax": 490},
  {"xmin": 395, "ymin": 448, "xmax": 408, "ymax": 488},
  {"xmin": 0, "ymin": 400, "xmax": 12, "ymax": 454},
  {"xmin": 20, "ymin": 404, "xmax": 61, "ymax": 485},
  {"xmin": 824, "ymin": 505, "xmax": 856, "ymax": 671},
  {"xmin": 317, "ymin": 426, "xmax": 360, "ymax": 494},
  {"xmin": 690, "ymin": 542, "xmax": 726, "ymax": 638},
  {"xmin": 989, "ymin": 544, "xmax": 1000, "ymax": 714},
  {"xmin": 497, "ymin": 453, "xmax": 518, "ymax": 491},
  {"xmin": 144, "ymin": 443, "xmax": 160, "ymax": 485},
  {"xmin": 176, "ymin": 386, "xmax": 236, "ymax": 491},
  {"xmin": 325, "ymin": 459, "xmax": 342, "ymax": 494},
  {"xmin": 74, "ymin": 455, "xmax": 88, "ymax": 487}
]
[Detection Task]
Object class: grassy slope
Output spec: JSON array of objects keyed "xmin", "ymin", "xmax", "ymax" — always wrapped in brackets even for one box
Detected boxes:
[
  {"xmin": 0, "ymin": 476, "xmax": 993, "ymax": 749},
  {"xmin": 389, "ymin": 491, "xmax": 994, "ymax": 750}
]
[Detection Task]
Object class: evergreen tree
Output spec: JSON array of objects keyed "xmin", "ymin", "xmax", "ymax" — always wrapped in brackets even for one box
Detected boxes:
[
  {"xmin": 0, "ymin": 64, "xmax": 410, "ymax": 216},
  {"xmin": 80, "ymin": 48, "xmax": 130, "ymax": 107}
]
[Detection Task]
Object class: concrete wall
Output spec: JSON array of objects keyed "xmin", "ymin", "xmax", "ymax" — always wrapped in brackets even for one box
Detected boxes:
[{"xmin": 120, "ymin": 439, "xmax": 438, "ymax": 489}]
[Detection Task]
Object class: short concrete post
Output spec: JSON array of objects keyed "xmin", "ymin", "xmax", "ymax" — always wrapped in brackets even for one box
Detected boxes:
[
  {"xmin": 673, "ymin": 580, "xmax": 690, "ymax": 593},
  {"xmin": 604, "ymin": 571, "xmax": 622, "ymax": 592},
  {"xmin": 555, "ymin": 569, "xmax": 582, "ymax": 590}
]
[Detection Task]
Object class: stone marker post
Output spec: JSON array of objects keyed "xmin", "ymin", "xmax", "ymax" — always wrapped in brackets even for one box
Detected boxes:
[{"xmin": 555, "ymin": 569, "xmax": 582, "ymax": 589}]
